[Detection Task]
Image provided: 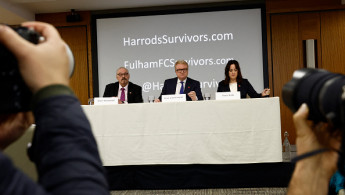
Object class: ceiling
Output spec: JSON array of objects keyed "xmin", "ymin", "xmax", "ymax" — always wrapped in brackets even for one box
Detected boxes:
[{"xmin": 0, "ymin": 0, "xmax": 255, "ymax": 25}]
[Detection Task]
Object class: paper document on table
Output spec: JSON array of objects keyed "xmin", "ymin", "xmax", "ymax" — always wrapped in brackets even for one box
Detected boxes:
[
  {"xmin": 215, "ymin": 92, "xmax": 240, "ymax": 100},
  {"xmin": 94, "ymin": 97, "xmax": 118, "ymax": 105},
  {"xmin": 162, "ymin": 94, "xmax": 186, "ymax": 102}
]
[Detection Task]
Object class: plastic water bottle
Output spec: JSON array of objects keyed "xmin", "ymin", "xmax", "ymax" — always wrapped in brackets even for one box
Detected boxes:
[{"xmin": 282, "ymin": 131, "xmax": 291, "ymax": 162}]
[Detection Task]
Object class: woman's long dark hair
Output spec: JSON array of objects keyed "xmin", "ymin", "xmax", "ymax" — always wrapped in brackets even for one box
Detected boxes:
[{"xmin": 224, "ymin": 60, "xmax": 243, "ymax": 84}]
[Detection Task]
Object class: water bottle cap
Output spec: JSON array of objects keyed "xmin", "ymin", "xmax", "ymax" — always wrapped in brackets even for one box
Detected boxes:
[{"xmin": 284, "ymin": 131, "xmax": 289, "ymax": 137}]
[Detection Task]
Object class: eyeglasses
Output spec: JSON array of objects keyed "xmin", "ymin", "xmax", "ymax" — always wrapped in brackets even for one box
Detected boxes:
[
  {"xmin": 117, "ymin": 73, "xmax": 129, "ymax": 77},
  {"xmin": 176, "ymin": 69, "xmax": 188, "ymax": 73}
]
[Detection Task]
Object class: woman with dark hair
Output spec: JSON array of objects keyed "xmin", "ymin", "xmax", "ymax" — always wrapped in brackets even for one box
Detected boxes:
[{"xmin": 217, "ymin": 60, "xmax": 270, "ymax": 98}]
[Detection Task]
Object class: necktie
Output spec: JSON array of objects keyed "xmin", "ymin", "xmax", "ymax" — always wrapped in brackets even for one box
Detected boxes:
[
  {"xmin": 180, "ymin": 81, "xmax": 184, "ymax": 94},
  {"xmin": 120, "ymin": 87, "xmax": 125, "ymax": 101}
]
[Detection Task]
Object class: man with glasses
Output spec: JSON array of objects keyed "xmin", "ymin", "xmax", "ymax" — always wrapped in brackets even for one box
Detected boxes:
[
  {"xmin": 103, "ymin": 67, "xmax": 143, "ymax": 103},
  {"xmin": 156, "ymin": 60, "xmax": 203, "ymax": 102}
]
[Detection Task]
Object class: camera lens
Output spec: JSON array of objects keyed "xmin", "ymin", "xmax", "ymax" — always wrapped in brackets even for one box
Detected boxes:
[{"xmin": 282, "ymin": 68, "xmax": 345, "ymax": 127}]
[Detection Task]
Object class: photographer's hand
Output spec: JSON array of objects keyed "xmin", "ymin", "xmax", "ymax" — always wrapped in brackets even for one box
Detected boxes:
[
  {"xmin": 287, "ymin": 103, "xmax": 342, "ymax": 195},
  {"xmin": 0, "ymin": 22, "xmax": 69, "ymax": 150},
  {"xmin": 0, "ymin": 22, "xmax": 70, "ymax": 93}
]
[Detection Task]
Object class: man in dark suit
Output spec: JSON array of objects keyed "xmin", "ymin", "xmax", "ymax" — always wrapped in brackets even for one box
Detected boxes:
[
  {"xmin": 155, "ymin": 60, "xmax": 203, "ymax": 102},
  {"xmin": 103, "ymin": 67, "xmax": 143, "ymax": 103}
]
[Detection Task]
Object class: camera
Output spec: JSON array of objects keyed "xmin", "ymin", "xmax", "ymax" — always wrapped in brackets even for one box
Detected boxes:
[
  {"xmin": 0, "ymin": 27, "xmax": 75, "ymax": 113},
  {"xmin": 0, "ymin": 27, "xmax": 40, "ymax": 113},
  {"xmin": 282, "ymin": 68, "xmax": 345, "ymax": 128}
]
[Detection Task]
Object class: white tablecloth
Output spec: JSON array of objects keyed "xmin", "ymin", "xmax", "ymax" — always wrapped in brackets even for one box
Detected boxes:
[{"xmin": 82, "ymin": 97, "xmax": 282, "ymax": 166}]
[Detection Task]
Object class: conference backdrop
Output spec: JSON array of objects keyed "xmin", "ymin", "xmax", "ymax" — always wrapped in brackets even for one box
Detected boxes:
[{"xmin": 93, "ymin": 7, "xmax": 267, "ymax": 102}]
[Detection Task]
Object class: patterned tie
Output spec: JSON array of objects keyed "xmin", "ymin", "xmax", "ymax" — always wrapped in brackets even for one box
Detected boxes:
[
  {"xmin": 120, "ymin": 87, "xmax": 125, "ymax": 101},
  {"xmin": 180, "ymin": 81, "xmax": 184, "ymax": 94}
]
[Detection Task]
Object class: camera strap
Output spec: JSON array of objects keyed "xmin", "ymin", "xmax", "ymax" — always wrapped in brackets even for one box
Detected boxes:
[
  {"xmin": 337, "ymin": 89, "xmax": 345, "ymax": 176},
  {"xmin": 291, "ymin": 148, "xmax": 333, "ymax": 163}
]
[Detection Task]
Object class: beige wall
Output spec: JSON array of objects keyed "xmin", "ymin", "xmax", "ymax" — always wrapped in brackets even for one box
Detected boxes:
[{"xmin": 4, "ymin": 126, "xmax": 37, "ymax": 180}]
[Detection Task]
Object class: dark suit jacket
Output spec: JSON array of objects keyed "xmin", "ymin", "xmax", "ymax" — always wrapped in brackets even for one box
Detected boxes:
[
  {"xmin": 159, "ymin": 77, "xmax": 203, "ymax": 101},
  {"xmin": 103, "ymin": 82, "xmax": 143, "ymax": 103},
  {"xmin": 217, "ymin": 79, "xmax": 266, "ymax": 99}
]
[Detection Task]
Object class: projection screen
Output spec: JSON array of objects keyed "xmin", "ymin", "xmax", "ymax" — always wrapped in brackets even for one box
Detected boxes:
[{"xmin": 93, "ymin": 7, "xmax": 267, "ymax": 102}]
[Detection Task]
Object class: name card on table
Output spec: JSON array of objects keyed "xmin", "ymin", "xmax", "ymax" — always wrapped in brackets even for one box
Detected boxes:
[
  {"xmin": 215, "ymin": 92, "xmax": 240, "ymax": 100},
  {"xmin": 94, "ymin": 97, "xmax": 118, "ymax": 105},
  {"xmin": 162, "ymin": 94, "xmax": 186, "ymax": 102}
]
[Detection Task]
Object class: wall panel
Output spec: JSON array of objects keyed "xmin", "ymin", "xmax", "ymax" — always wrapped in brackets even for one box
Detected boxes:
[
  {"xmin": 58, "ymin": 26, "xmax": 89, "ymax": 105},
  {"xmin": 36, "ymin": 12, "xmax": 93, "ymax": 104},
  {"xmin": 298, "ymin": 12, "xmax": 321, "ymax": 68},
  {"xmin": 321, "ymin": 10, "xmax": 345, "ymax": 74},
  {"xmin": 266, "ymin": 0, "xmax": 345, "ymax": 13},
  {"xmin": 271, "ymin": 14, "xmax": 302, "ymax": 143},
  {"xmin": 268, "ymin": 7, "xmax": 345, "ymax": 144}
]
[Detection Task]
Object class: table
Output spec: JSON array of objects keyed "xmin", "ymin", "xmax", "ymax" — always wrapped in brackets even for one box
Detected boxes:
[{"xmin": 82, "ymin": 97, "xmax": 282, "ymax": 166}]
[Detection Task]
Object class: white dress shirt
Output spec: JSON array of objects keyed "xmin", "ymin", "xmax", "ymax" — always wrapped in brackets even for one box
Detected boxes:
[
  {"xmin": 175, "ymin": 78, "xmax": 187, "ymax": 94},
  {"xmin": 229, "ymin": 82, "xmax": 238, "ymax": 92}
]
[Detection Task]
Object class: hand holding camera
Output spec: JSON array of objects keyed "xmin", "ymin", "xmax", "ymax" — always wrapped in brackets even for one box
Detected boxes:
[
  {"xmin": 283, "ymin": 68, "xmax": 345, "ymax": 163},
  {"xmin": 1, "ymin": 23, "xmax": 71, "ymax": 90},
  {"xmin": 284, "ymin": 68, "xmax": 345, "ymax": 194},
  {"xmin": 0, "ymin": 22, "xmax": 74, "ymax": 113},
  {"xmin": 0, "ymin": 22, "xmax": 74, "ymax": 149}
]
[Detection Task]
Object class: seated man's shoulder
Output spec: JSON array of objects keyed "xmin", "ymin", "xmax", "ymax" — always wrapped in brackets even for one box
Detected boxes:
[
  {"xmin": 105, "ymin": 82, "xmax": 117, "ymax": 87},
  {"xmin": 129, "ymin": 82, "xmax": 142, "ymax": 89},
  {"xmin": 188, "ymin": 77, "xmax": 201, "ymax": 84},
  {"xmin": 163, "ymin": 77, "xmax": 178, "ymax": 84}
]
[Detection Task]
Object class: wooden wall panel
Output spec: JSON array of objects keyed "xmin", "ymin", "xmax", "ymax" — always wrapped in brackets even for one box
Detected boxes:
[
  {"xmin": 298, "ymin": 12, "xmax": 321, "ymax": 68},
  {"xmin": 299, "ymin": 13, "xmax": 320, "ymax": 40},
  {"xmin": 266, "ymin": 0, "xmax": 345, "ymax": 13},
  {"xmin": 36, "ymin": 11, "xmax": 93, "ymax": 104},
  {"xmin": 268, "ymin": 9, "xmax": 345, "ymax": 144},
  {"xmin": 58, "ymin": 26, "xmax": 89, "ymax": 105},
  {"xmin": 271, "ymin": 14, "xmax": 302, "ymax": 143},
  {"xmin": 321, "ymin": 10, "xmax": 345, "ymax": 74}
]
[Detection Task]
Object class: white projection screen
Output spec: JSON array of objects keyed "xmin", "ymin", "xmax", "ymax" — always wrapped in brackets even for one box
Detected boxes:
[{"xmin": 93, "ymin": 6, "xmax": 267, "ymax": 102}]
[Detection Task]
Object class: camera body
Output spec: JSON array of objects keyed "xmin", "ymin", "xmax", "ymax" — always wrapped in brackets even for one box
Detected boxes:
[
  {"xmin": 0, "ymin": 27, "xmax": 40, "ymax": 113},
  {"xmin": 282, "ymin": 68, "xmax": 345, "ymax": 128},
  {"xmin": 283, "ymin": 68, "xmax": 345, "ymax": 175}
]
